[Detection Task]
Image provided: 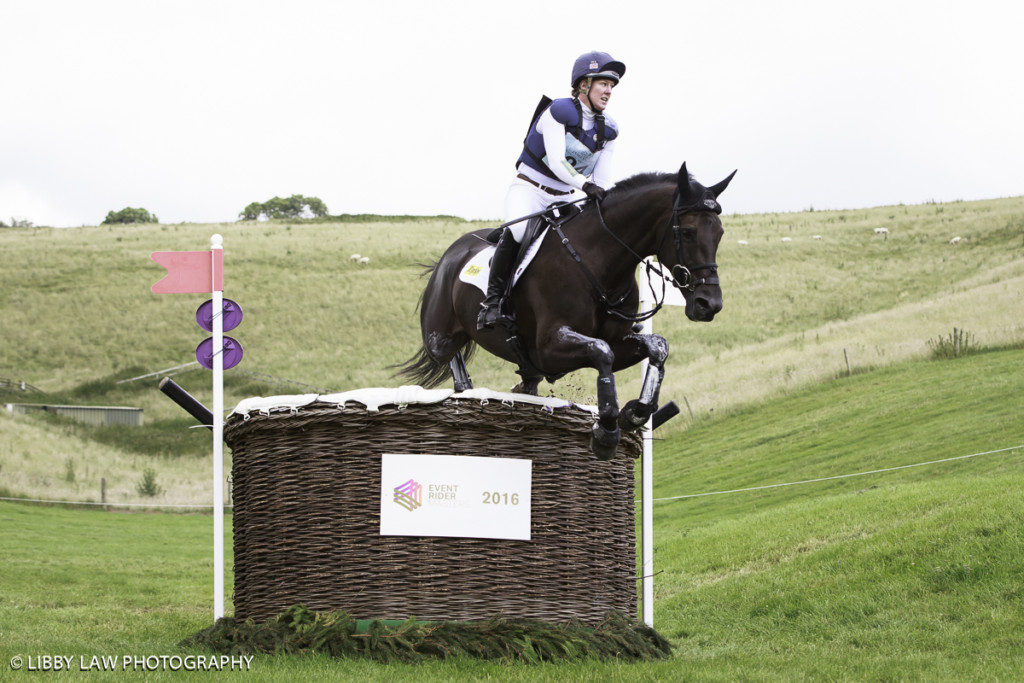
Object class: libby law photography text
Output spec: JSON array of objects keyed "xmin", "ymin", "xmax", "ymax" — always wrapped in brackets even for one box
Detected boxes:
[{"xmin": 10, "ymin": 653, "xmax": 254, "ymax": 673}]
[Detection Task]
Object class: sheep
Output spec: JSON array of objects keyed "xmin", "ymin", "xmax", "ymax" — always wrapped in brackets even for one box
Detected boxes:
[
  {"xmin": 949, "ymin": 236, "xmax": 962, "ymax": 245},
  {"xmin": 359, "ymin": 256, "xmax": 370, "ymax": 264},
  {"xmin": 781, "ymin": 237, "xmax": 792, "ymax": 242},
  {"xmin": 874, "ymin": 227, "xmax": 889, "ymax": 235},
  {"xmin": 737, "ymin": 239, "xmax": 748, "ymax": 245},
  {"xmin": 350, "ymin": 253, "xmax": 361, "ymax": 261},
  {"xmin": 812, "ymin": 235, "xmax": 822, "ymax": 240}
]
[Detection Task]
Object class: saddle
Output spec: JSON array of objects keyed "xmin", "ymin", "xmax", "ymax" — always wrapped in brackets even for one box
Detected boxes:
[
  {"xmin": 486, "ymin": 201, "xmax": 584, "ymax": 382},
  {"xmin": 484, "ymin": 201, "xmax": 584, "ymax": 264}
]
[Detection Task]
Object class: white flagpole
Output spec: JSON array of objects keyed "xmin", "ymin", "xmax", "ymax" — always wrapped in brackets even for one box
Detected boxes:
[
  {"xmin": 638, "ymin": 260, "xmax": 655, "ymax": 628},
  {"xmin": 211, "ymin": 234, "xmax": 225, "ymax": 620}
]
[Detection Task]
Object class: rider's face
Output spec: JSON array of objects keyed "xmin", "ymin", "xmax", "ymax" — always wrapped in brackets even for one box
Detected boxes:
[{"xmin": 586, "ymin": 78, "xmax": 615, "ymax": 112}]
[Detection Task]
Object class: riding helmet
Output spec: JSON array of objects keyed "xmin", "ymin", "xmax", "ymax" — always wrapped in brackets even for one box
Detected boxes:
[{"xmin": 571, "ymin": 51, "xmax": 626, "ymax": 87}]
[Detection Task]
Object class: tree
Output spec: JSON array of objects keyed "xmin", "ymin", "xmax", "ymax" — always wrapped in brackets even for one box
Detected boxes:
[
  {"xmin": 237, "ymin": 194, "xmax": 329, "ymax": 221},
  {"xmin": 239, "ymin": 202, "xmax": 263, "ymax": 221},
  {"xmin": 102, "ymin": 207, "xmax": 158, "ymax": 224}
]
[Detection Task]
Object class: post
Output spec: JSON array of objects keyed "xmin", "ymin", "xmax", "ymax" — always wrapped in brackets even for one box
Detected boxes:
[
  {"xmin": 638, "ymin": 262, "xmax": 655, "ymax": 628},
  {"xmin": 101, "ymin": 477, "xmax": 106, "ymax": 504},
  {"xmin": 211, "ymin": 234, "xmax": 225, "ymax": 620}
]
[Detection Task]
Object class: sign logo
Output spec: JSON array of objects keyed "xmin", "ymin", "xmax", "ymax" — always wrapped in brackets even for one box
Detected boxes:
[
  {"xmin": 589, "ymin": 60, "xmax": 599, "ymax": 69},
  {"xmin": 393, "ymin": 478, "xmax": 422, "ymax": 511},
  {"xmin": 464, "ymin": 264, "xmax": 482, "ymax": 277}
]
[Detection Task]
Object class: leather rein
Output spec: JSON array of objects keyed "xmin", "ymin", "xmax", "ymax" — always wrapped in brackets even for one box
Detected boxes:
[{"xmin": 550, "ymin": 191, "xmax": 719, "ymax": 323}]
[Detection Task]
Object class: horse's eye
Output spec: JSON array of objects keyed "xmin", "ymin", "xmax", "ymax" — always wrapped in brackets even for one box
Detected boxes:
[{"xmin": 679, "ymin": 227, "xmax": 697, "ymax": 243}]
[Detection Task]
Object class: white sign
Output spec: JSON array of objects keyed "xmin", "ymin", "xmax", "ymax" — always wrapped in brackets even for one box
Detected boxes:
[{"xmin": 379, "ymin": 453, "xmax": 532, "ymax": 541}]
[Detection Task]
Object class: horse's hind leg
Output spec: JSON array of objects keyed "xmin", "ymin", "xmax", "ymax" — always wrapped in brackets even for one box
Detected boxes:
[
  {"xmin": 423, "ymin": 329, "xmax": 473, "ymax": 392},
  {"xmin": 617, "ymin": 333, "xmax": 669, "ymax": 432},
  {"xmin": 448, "ymin": 351, "xmax": 473, "ymax": 392}
]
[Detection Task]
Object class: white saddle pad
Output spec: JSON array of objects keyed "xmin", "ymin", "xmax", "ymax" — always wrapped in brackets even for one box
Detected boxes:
[{"xmin": 458, "ymin": 227, "xmax": 549, "ymax": 294}]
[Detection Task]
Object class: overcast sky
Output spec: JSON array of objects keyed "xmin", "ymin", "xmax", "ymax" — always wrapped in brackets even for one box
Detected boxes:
[{"xmin": 2, "ymin": 0, "xmax": 1022, "ymax": 226}]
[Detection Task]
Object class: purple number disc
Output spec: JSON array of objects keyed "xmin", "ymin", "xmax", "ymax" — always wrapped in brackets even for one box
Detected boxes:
[
  {"xmin": 196, "ymin": 298, "xmax": 243, "ymax": 332},
  {"xmin": 196, "ymin": 336, "xmax": 244, "ymax": 370}
]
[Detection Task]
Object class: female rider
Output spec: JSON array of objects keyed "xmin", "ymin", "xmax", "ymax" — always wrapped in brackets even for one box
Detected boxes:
[{"xmin": 477, "ymin": 50, "xmax": 625, "ymax": 330}]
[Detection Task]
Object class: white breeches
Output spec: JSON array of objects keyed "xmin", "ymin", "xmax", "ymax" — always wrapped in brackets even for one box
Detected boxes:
[{"xmin": 503, "ymin": 178, "xmax": 582, "ymax": 242}]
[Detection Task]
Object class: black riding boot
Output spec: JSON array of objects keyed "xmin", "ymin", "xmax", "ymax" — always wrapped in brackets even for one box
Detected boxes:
[{"xmin": 476, "ymin": 230, "xmax": 520, "ymax": 330}]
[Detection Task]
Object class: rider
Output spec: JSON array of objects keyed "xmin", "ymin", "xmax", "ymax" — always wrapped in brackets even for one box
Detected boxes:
[{"xmin": 477, "ymin": 50, "xmax": 625, "ymax": 330}]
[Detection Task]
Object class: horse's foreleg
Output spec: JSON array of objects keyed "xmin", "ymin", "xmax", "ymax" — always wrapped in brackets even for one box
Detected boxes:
[
  {"xmin": 540, "ymin": 326, "xmax": 621, "ymax": 460},
  {"xmin": 511, "ymin": 376, "xmax": 541, "ymax": 395},
  {"xmin": 618, "ymin": 333, "xmax": 669, "ymax": 432}
]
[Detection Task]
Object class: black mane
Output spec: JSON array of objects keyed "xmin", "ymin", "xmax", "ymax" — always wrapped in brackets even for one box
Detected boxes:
[{"xmin": 607, "ymin": 172, "xmax": 675, "ymax": 199}]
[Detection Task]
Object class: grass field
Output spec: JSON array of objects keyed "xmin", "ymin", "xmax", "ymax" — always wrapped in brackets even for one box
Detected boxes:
[
  {"xmin": 2, "ymin": 348, "xmax": 1021, "ymax": 679},
  {"xmin": 1, "ymin": 196, "xmax": 1023, "ymax": 677},
  {"xmin": 1, "ymin": 195, "xmax": 1022, "ymax": 504}
]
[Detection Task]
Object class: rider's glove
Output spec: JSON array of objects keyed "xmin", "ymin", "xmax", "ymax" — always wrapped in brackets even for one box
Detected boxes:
[{"xmin": 582, "ymin": 182, "xmax": 607, "ymax": 203}]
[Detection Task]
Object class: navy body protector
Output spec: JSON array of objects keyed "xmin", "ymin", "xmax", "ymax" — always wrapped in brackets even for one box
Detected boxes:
[{"xmin": 516, "ymin": 96, "xmax": 613, "ymax": 183}]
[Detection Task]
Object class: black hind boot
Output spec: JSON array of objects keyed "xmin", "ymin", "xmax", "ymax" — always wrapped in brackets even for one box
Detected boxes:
[{"xmin": 476, "ymin": 230, "xmax": 520, "ymax": 330}]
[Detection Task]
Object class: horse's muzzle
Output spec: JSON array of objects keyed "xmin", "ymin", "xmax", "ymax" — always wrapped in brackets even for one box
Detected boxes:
[{"xmin": 685, "ymin": 288, "xmax": 722, "ymax": 322}]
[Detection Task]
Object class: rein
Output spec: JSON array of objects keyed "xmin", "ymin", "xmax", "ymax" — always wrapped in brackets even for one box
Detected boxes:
[{"xmin": 552, "ymin": 193, "xmax": 719, "ymax": 323}]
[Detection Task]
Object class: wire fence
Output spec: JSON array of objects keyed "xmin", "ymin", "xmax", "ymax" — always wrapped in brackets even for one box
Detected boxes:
[
  {"xmin": 0, "ymin": 377, "xmax": 43, "ymax": 393},
  {"xmin": 639, "ymin": 444, "xmax": 1023, "ymax": 504},
  {"xmin": 0, "ymin": 496, "xmax": 231, "ymax": 510},
  {"xmin": 2, "ymin": 443, "xmax": 1019, "ymax": 512},
  {"xmin": 113, "ymin": 361, "xmax": 326, "ymax": 393}
]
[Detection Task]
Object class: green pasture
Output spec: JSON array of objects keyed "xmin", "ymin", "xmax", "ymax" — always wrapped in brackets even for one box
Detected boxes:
[
  {"xmin": 1, "ymin": 348, "xmax": 1022, "ymax": 679},
  {"xmin": 1, "ymin": 196, "xmax": 1023, "ymax": 677},
  {"xmin": 0, "ymin": 196, "xmax": 1022, "ymax": 506},
  {"xmin": 1, "ymin": 195, "xmax": 1021, "ymax": 407}
]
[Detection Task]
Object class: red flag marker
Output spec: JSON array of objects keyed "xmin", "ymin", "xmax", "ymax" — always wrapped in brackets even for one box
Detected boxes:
[{"xmin": 151, "ymin": 250, "xmax": 224, "ymax": 294}]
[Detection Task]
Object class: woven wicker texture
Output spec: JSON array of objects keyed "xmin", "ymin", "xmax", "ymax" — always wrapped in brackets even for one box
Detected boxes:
[{"xmin": 225, "ymin": 399, "xmax": 640, "ymax": 624}]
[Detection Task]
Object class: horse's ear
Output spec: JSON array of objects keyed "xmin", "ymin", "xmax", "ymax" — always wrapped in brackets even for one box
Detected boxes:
[
  {"xmin": 677, "ymin": 162, "xmax": 697, "ymax": 203},
  {"xmin": 708, "ymin": 169, "xmax": 738, "ymax": 198}
]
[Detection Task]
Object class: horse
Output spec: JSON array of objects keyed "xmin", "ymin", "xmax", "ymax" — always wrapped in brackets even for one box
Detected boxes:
[{"xmin": 396, "ymin": 162, "xmax": 735, "ymax": 459}]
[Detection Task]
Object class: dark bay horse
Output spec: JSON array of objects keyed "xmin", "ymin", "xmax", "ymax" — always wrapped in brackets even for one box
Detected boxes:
[{"xmin": 397, "ymin": 163, "xmax": 735, "ymax": 458}]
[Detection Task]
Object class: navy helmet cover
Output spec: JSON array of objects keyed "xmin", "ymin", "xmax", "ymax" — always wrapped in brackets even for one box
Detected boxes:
[{"xmin": 571, "ymin": 51, "xmax": 625, "ymax": 87}]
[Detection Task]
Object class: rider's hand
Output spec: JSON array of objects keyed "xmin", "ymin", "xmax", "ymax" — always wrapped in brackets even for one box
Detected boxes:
[{"xmin": 582, "ymin": 182, "xmax": 606, "ymax": 203}]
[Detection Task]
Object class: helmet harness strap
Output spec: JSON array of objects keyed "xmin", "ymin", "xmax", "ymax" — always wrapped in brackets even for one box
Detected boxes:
[{"xmin": 573, "ymin": 81, "xmax": 607, "ymax": 151}]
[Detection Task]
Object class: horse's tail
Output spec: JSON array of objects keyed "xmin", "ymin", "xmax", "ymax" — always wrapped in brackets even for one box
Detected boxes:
[
  {"xmin": 393, "ymin": 340, "xmax": 477, "ymax": 389},
  {"xmin": 391, "ymin": 258, "xmax": 477, "ymax": 389}
]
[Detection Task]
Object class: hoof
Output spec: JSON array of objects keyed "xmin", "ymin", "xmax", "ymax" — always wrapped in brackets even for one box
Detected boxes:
[
  {"xmin": 591, "ymin": 423, "xmax": 621, "ymax": 461},
  {"xmin": 618, "ymin": 400, "xmax": 655, "ymax": 432},
  {"xmin": 511, "ymin": 382, "xmax": 539, "ymax": 396}
]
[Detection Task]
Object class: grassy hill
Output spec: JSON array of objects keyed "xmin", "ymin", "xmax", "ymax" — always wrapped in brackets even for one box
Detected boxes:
[
  {"xmin": 2, "ymin": 191, "xmax": 1022, "ymax": 675},
  {"xmin": 2, "ymin": 196, "xmax": 1021, "ymax": 404},
  {"xmin": 1, "ymin": 196, "xmax": 1022, "ymax": 504},
  {"xmin": 2, "ymin": 347, "xmax": 1020, "ymax": 678},
  {"xmin": 652, "ymin": 346, "xmax": 1024, "ymax": 677}
]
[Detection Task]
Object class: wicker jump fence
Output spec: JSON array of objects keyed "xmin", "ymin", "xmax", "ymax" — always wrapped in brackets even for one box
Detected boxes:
[{"xmin": 225, "ymin": 392, "xmax": 641, "ymax": 625}]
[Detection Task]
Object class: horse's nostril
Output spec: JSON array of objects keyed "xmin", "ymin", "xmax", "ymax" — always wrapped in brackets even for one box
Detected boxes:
[{"xmin": 695, "ymin": 297, "xmax": 710, "ymax": 310}]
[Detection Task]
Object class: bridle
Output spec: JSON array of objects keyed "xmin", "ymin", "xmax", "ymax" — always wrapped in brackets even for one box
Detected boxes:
[
  {"xmin": 552, "ymin": 190, "xmax": 721, "ymax": 323},
  {"xmin": 663, "ymin": 190, "xmax": 720, "ymax": 293}
]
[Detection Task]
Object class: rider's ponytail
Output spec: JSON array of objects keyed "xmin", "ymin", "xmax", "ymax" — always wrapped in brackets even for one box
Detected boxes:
[{"xmin": 571, "ymin": 77, "xmax": 591, "ymax": 99}]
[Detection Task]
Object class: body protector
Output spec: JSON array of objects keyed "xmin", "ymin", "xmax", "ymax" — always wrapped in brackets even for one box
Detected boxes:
[{"xmin": 516, "ymin": 96, "xmax": 619, "ymax": 183}]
